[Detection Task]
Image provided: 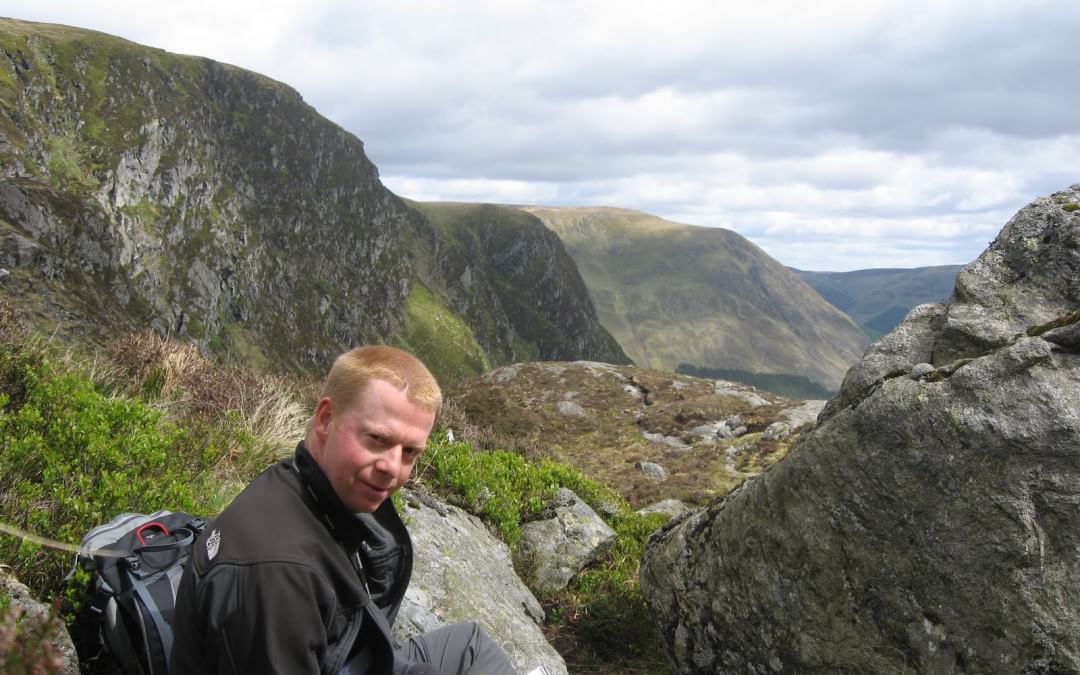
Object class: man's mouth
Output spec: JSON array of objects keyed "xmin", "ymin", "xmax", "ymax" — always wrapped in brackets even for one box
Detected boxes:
[{"xmin": 362, "ymin": 480, "xmax": 393, "ymax": 495}]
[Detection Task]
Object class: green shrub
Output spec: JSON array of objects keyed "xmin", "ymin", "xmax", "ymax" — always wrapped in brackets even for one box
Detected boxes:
[
  {"xmin": 0, "ymin": 344, "xmax": 252, "ymax": 598},
  {"xmin": 416, "ymin": 434, "xmax": 549, "ymax": 545}
]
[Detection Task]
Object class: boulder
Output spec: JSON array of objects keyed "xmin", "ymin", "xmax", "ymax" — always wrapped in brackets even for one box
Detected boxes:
[
  {"xmin": 556, "ymin": 399, "xmax": 587, "ymax": 417},
  {"xmin": 394, "ymin": 490, "xmax": 567, "ymax": 675},
  {"xmin": 777, "ymin": 399, "xmax": 825, "ymax": 429},
  {"xmin": 761, "ymin": 421, "xmax": 790, "ymax": 441},
  {"xmin": 819, "ymin": 301, "xmax": 944, "ymax": 422},
  {"xmin": 909, "ymin": 361, "xmax": 936, "ymax": 380},
  {"xmin": 641, "ymin": 186, "xmax": 1080, "ymax": 674},
  {"xmin": 636, "ymin": 499, "xmax": 689, "ymax": 519},
  {"xmin": 518, "ymin": 488, "xmax": 617, "ymax": 592},
  {"xmin": 0, "ymin": 568, "xmax": 78, "ymax": 674},
  {"xmin": 635, "ymin": 461, "xmax": 668, "ymax": 480}
]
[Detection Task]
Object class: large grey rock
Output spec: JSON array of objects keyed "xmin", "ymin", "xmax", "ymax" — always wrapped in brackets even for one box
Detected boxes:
[
  {"xmin": 641, "ymin": 186, "xmax": 1080, "ymax": 674},
  {"xmin": 820, "ymin": 301, "xmax": 944, "ymax": 422},
  {"xmin": 823, "ymin": 185, "xmax": 1080, "ymax": 425},
  {"xmin": 637, "ymin": 499, "xmax": 688, "ymax": 519},
  {"xmin": 518, "ymin": 488, "xmax": 617, "ymax": 592},
  {"xmin": 937, "ymin": 191, "xmax": 1080, "ymax": 363},
  {"xmin": 394, "ymin": 490, "xmax": 567, "ymax": 675},
  {"xmin": 636, "ymin": 460, "xmax": 668, "ymax": 480},
  {"xmin": 0, "ymin": 568, "xmax": 79, "ymax": 674},
  {"xmin": 777, "ymin": 399, "xmax": 825, "ymax": 429},
  {"xmin": 761, "ymin": 421, "xmax": 790, "ymax": 441}
]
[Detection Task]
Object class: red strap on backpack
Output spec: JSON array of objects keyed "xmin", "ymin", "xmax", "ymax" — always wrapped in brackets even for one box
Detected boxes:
[{"xmin": 135, "ymin": 522, "xmax": 170, "ymax": 545}]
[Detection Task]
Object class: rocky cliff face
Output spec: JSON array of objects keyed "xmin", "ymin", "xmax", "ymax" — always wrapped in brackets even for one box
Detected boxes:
[
  {"xmin": 0, "ymin": 19, "xmax": 622, "ymax": 375},
  {"xmin": 640, "ymin": 186, "xmax": 1080, "ymax": 674},
  {"xmin": 407, "ymin": 202, "xmax": 630, "ymax": 366}
]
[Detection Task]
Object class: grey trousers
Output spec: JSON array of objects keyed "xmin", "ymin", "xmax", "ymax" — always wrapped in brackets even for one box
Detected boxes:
[{"xmin": 400, "ymin": 622, "xmax": 517, "ymax": 675}]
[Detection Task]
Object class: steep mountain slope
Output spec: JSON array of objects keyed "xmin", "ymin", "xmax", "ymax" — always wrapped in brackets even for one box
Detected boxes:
[
  {"xmin": 0, "ymin": 19, "xmax": 622, "ymax": 380},
  {"xmin": 524, "ymin": 207, "xmax": 869, "ymax": 390},
  {"xmin": 793, "ymin": 265, "xmax": 962, "ymax": 337},
  {"xmin": 404, "ymin": 201, "xmax": 629, "ymax": 367}
]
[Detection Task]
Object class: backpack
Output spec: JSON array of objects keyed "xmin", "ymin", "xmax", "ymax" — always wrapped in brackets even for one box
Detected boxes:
[{"xmin": 69, "ymin": 510, "xmax": 206, "ymax": 675}]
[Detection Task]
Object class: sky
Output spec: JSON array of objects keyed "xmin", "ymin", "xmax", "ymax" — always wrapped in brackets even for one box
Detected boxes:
[{"xmin": 4, "ymin": 0, "xmax": 1079, "ymax": 271}]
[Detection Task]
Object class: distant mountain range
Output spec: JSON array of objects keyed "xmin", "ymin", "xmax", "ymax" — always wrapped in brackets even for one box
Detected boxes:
[
  {"xmin": 791, "ymin": 266, "xmax": 963, "ymax": 339},
  {"xmin": 524, "ymin": 207, "xmax": 869, "ymax": 390}
]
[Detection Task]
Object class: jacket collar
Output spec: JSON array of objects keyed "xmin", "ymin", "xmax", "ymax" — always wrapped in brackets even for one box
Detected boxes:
[
  {"xmin": 291, "ymin": 442, "xmax": 410, "ymax": 554},
  {"xmin": 291, "ymin": 441, "xmax": 413, "ymax": 615}
]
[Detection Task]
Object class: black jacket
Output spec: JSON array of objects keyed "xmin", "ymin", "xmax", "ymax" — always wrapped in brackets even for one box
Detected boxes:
[{"xmin": 171, "ymin": 442, "xmax": 413, "ymax": 674}]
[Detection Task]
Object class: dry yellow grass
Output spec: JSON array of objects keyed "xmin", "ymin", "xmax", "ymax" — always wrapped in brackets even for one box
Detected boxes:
[{"xmin": 103, "ymin": 329, "xmax": 316, "ymax": 476}]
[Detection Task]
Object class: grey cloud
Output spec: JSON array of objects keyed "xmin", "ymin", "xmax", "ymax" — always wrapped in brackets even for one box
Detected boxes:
[{"xmin": 6, "ymin": 0, "xmax": 1077, "ymax": 272}]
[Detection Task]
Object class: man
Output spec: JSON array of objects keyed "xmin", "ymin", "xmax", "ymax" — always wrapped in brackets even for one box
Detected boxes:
[{"xmin": 172, "ymin": 345, "xmax": 516, "ymax": 674}]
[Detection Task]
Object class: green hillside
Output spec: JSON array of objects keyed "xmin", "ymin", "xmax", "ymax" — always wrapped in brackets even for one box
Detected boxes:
[
  {"xmin": 524, "ymin": 207, "xmax": 869, "ymax": 390},
  {"xmin": 792, "ymin": 265, "xmax": 962, "ymax": 338}
]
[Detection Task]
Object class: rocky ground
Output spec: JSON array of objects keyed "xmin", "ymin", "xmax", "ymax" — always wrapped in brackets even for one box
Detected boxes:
[{"xmin": 449, "ymin": 361, "xmax": 825, "ymax": 508}]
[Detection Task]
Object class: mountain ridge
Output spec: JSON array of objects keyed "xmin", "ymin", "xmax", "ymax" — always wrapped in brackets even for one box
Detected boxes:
[
  {"xmin": 521, "ymin": 206, "xmax": 870, "ymax": 389},
  {"xmin": 792, "ymin": 264, "xmax": 963, "ymax": 338},
  {"xmin": 0, "ymin": 18, "xmax": 626, "ymax": 380}
]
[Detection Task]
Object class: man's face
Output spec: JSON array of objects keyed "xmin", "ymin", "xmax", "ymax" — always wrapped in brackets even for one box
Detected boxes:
[{"xmin": 310, "ymin": 378, "xmax": 436, "ymax": 513}]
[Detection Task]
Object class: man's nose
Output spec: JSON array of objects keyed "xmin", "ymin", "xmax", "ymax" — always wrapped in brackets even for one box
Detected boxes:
[{"xmin": 374, "ymin": 446, "xmax": 402, "ymax": 478}]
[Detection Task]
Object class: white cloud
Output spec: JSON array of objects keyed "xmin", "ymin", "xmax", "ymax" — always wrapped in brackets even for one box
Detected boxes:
[
  {"xmin": 3, "ymin": 0, "xmax": 1079, "ymax": 271},
  {"xmin": 383, "ymin": 176, "xmax": 561, "ymax": 204}
]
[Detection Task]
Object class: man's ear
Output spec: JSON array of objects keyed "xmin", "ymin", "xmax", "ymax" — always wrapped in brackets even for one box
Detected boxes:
[{"xmin": 311, "ymin": 397, "xmax": 335, "ymax": 447}]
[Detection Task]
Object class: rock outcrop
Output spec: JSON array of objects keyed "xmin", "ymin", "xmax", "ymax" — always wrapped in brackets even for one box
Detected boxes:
[
  {"xmin": 517, "ymin": 488, "xmax": 617, "ymax": 592},
  {"xmin": 636, "ymin": 499, "xmax": 688, "ymax": 519},
  {"xmin": 641, "ymin": 186, "xmax": 1080, "ymax": 674},
  {"xmin": 0, "ymin": 568, "xmax": 78, "ymax": 674},
  {"xmin": 394, "ymin": 490, "xmax": 568, "ymax": 675}
]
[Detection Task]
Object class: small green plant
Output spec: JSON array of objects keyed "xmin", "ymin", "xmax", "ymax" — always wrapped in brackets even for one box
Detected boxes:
[
  {"xmin": 1063, "ymin": 203, "xmax": 1080, "ymax": 212},
  {"xmin": 415, "ymin": 434, "xmax": 550, "ymax": 545}
]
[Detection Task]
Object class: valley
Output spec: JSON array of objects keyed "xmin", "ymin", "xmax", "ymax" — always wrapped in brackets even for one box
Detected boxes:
[{"xmin": 3, "ymin": 17, "xmax": 1072, "ymax": 675}]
